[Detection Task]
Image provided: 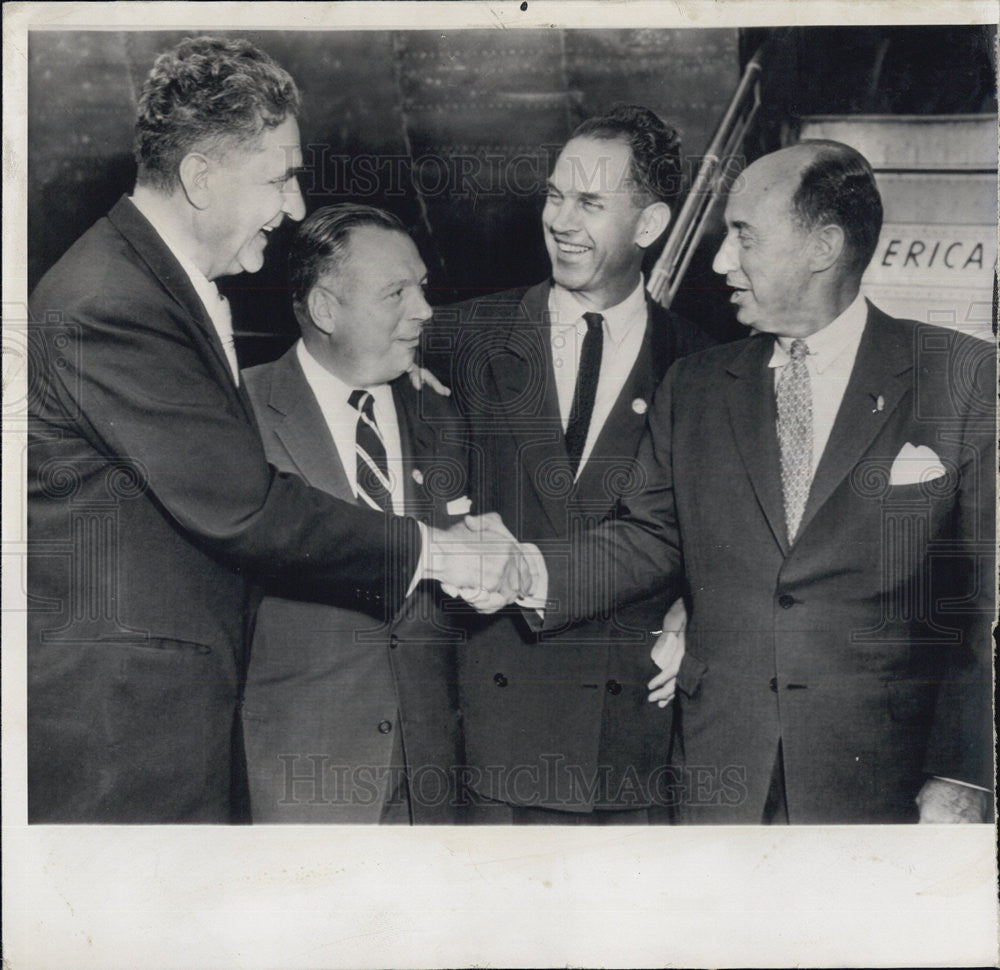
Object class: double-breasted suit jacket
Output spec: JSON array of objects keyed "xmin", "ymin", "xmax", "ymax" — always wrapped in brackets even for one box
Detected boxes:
[
  {"xmin": 27, "ymin": 197, "xmax": 420, "ymax": 823},
  {"xmin": 545, "ymin": 304, "xmax": 995, "ymax": 823},
  {"xmin": 429, "ymin": 280, "xmax": 713, "ymax": 812},
  {"xmin": 241, "ymin": 347, "xmax": 469, "ymax": 822}
]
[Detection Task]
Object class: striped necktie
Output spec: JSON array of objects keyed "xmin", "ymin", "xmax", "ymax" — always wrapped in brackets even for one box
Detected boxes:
[{"xmin": 349, "ymin": 389, "xmax": 393, "ymax": 512}]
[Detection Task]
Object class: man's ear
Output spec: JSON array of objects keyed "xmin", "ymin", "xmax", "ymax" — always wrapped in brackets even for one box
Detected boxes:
[
  {"xmin": 808, "ymin": 224, "xmax": 846, "ymax": 272},
  {"xmin": 177, "ymin": 153, "xmax": 213, "ymax": 210},
  {"xmin": 634, "ymin": 201, "xmax": 672, "ymax": 250},
  {"xmin": 306, "ymin": 285, "xmax": 338, "ymax": 336}
]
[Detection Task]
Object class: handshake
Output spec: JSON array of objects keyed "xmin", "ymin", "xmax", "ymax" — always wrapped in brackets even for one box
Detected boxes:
[{"xmin": 425, "ymin": 513, "xmax": 545, "ymax": 614}]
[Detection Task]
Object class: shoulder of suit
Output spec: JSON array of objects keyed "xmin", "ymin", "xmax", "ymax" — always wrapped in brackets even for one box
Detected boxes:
[
  {"xmin": 393, "ymin": 372, "xmax": 464, "ymax": 423},
  {"xmin": 866, "ymin": 301, "xmax": 992, "ymax": 359},
  {"xmin": 241, "ymin": 344, "xmax": 298, "ymax": 401},
  {"xmin": 240, "ymin": 360, "xmax": 272, "ymax": 395},
  {"xmin": 32, "ymin": 209, "xmax": 147, "ymax": 314},
  {"xmin": 648, "ymin": 301, "xmax": 717, "ymax": 357},
  {"xmin": 432, "ymin": 282, "xmax": 542, "ymax": 325},
  {"xmin": 672, "ymin": 330, "xmax": 763, "ymax": 376}
]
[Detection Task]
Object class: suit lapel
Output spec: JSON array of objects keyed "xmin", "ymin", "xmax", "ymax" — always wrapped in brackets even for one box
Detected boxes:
[
  {"xmin": 488, "ymin": 282, "xmax": 569, "ymax": 537},
  {"xmin": 574, "ymin": 306, "xmax": 663, "ymax": 501},
  {"xmin": 725, "ymin": 334, "xmax": 790, "ymax": 555},
  {"xmin": 392, "ymin": 379, "xmax": 429, "ymax": 517},
  {"xmin": 392, "ymin": 378, "xmax": 472, "ymax": 523},
  {"xmin": 798, "ymin": 304, "xmax": 913, "ymax": 536},
  {"xmin": 108, "ymin": 196, "xmax": 254, "ymax": 422},
  {"xmin": 268, "ymin": 351, "xmax": 353, "ymax": 499},
  {"xmin": 490, "ymin": 282, "xmax": 563, "ymax": 423}
]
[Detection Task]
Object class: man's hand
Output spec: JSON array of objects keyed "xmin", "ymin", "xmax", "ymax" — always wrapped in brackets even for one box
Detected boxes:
[
  {"xmin": 407, "ymin": 362, "xmax": 451, "ymax": 396},
  {"xmin": 915, "ymin": 778, "xmax": 990, "ymax": 823},
  {"xmin": 426, "ymin": 514, "xmax": 530, "ymax": 612},
  {"xmin": 647, "ymin": 597, "xmax": 687, "ymax": 707}
]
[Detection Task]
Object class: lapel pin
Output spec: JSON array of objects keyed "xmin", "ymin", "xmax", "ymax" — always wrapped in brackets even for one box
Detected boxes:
[
  {"xmin": 871, "ymin": 394, "xmax": 885, "ymax": 413},
  {"xmin": 631, "ymin": 398, "xmax": 648, "ymax": 415},
  {"xmin": 411, "ymin": 468, "xmax": 424, "ymax": 485}
]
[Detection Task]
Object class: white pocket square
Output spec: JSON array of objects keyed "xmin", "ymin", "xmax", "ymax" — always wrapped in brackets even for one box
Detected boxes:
[
  {"xmin": 446, "ymin": 495, "xmax": 473, "ymax": 516},
  {"xmin": 889, "ymin": 443, "xmax": 946, "ymax": 486}
]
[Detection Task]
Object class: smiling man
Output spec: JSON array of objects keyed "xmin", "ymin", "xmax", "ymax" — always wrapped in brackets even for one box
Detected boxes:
[
  {"xmin": 240, "ymin": 205, "xmax": 469, "ymax": 823},
  {"xmin": 26, "ymin": 37, "xmax": 518, "ymax": 824},
  {"xmin": 426, "ymin": 105, "xmax": 714, "ymax": 823}
]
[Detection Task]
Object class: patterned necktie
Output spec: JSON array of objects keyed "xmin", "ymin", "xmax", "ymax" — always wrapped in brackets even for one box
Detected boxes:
[
  {"xmin": 565, "ymin": 311, "xmax": 604, "ymax": 472},
  {"xmin": 349, "ymin": 389, "xmax": 392, "ymax": 512},
  {"xmin": 776, "ymin": 338, "xmax": 813, "ymax": 542}
]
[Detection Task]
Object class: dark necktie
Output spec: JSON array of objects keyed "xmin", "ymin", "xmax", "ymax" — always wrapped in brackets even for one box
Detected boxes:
[
  {"xmin": 776, "ymin": 338, "xmax": 813, "ymax": 542},
  {"xmin": 564, "ymin": 311, "xmax": 604, "ymax": 472},
  {"xmin": 349, "ymin": 389, "xmax": 392, "ymax": 512}
]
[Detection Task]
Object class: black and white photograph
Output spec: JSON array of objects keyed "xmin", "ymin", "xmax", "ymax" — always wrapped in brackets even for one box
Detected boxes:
[{"xmin": 3, "ymin": 1, "xmax": 997, "ymax": 967}]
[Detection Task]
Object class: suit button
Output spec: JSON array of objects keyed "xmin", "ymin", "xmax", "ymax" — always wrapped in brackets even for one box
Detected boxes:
[
  {"xmin": 606, "ymin": 679, "xmax": 623, "ymax": 695},
  {"xmin": 389, "ymin": 634, "xmax": 399, "ymax": 649},
  {"xmin": 378, "ymin": 720, "xmax": 393, "ymax": 734},
  {"xmin": 493, "ymin": 673, "xmax": 508, "ymax": 687},
  {"xmin": 769, "ymin": 677, "xmax": 778, "ymax": 693},
  {"xmin": 778, "ymin": 594, "xmax": 796, "ymax": 609}
]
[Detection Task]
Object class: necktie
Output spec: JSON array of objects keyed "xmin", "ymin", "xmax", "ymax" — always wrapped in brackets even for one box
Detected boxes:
[
  {"xmin": 776, "ymin": 338, "xmax": 813, "ymax": 542},
  {"xmin": 564, "ymin": 311, "xmax": 604, "ymax": 472},
  {"xmin": 212, "ymin": 289, "xmax": 240, "ymax": 384},
  {"xmin": 349, "ymin": 390, "xmax": 392, "ymax": 512}
]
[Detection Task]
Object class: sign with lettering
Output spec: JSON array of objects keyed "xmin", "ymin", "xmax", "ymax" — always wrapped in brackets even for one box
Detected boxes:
[
  {"xmin": 862, "ymin": 224, "xmax": 996, "ymax": 341},
  {"xmin": 870, "ymin": 224, "xmax": 993, "ymax": 280}
]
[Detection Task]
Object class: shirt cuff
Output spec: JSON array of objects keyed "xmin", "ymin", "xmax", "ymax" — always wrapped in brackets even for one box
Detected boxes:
[{"xmin": 516, "ymin": 541, "xmax": 548, "ymax": 614}]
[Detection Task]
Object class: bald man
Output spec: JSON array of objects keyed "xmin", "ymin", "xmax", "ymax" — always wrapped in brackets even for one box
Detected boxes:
[{"xmin": 535, "ymin": 141, "xmax": 994, "ymax": 824}]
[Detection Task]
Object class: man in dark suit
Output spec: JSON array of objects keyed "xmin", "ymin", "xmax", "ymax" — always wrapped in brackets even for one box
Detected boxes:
[
  {"xmin": 27, "ymin": 36, "xmax": 523, "ymax": 823},
  {"xmin": 427, "ymin": 105, "xmax": 714, "ymax": 823},
  {"xmin": 534, "ymin": 140, "xmax": 994, "ymax": 823},
  {"xmin": 241, "ymin": 205, "xmax": 469, "ymax": 823}
]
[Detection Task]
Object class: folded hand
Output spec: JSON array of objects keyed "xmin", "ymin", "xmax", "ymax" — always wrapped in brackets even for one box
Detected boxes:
[{"xmin": 647, "ymin": 597, "xmax": 687, "ymax": 707}]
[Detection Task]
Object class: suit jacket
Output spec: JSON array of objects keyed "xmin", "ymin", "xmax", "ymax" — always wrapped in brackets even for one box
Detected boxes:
[
  {"xmin": 545, "ymin": 303, "xmax": 995, "ymax": 823},
  {"xmin": 240, "ymin": 348, "xmax": 468, "ymax": 822},
  {"xmin": 26, "ymin": 196, "xmax": 421, "ymax": 823},
  {"xmin": 427, "ymin": 280, "xmax": 714, "ymax": 811}
]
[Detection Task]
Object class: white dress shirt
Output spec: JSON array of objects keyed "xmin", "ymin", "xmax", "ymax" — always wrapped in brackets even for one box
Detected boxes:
[
  {"xmin": 548, "ymin": 279, "xmax": 647, "ymax": 475},
  {"xmin": 129, "ymin": 195, "xmax": 240, "ymax": 384},
  {"xmin": 768, "ymin": 291, "xmax": 868, "ymax": 475},
  {"xmin": 295, "ymin": 341, "xmax": 407, "ymax": 514}
]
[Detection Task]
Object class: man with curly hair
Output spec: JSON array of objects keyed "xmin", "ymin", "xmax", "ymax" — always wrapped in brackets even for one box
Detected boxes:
[{"xmin": 27, "ymin": 36, "xmax": 521, "ymax": 823}]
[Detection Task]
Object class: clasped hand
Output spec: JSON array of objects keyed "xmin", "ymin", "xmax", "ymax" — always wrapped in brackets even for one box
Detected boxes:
[{"xmin": 427, "ymin": 513, "xmax": 536, "ymax": 613}]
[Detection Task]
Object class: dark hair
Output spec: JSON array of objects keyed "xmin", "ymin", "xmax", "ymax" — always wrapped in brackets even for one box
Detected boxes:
[
  {"xmin": 289, "ymin": 204, "xmax": 408, "ymax": 324},
  {"xmin": 571, "ymin": 104, "xmax": 683, "ymax": 209},
  {"xmin": 791, "ymin": 140, "xmax": 884, "ymax": 274},
  {"xmin": 135, "ymin": 35, "xmax": 300, "ymax": 191}
]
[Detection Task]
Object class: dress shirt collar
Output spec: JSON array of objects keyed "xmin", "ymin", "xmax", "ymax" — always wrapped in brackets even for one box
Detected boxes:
[
  {"xmin": 295, "ymin": 340, "xmax": 396, "ymax": 419},
  {"xmin": 129, "ymin": 194, "xmax": 221, "ymax": 308},
  {"xmin": 769, "ymin": 292, "xmax": 868, "ymax": 373},
  {"xmin": 131, "ymin": 194, "xmax": 240, "ymax": 383},
  {"xmin": 548, "ymin": 277, "xmax": 647, "ymax": 347}
]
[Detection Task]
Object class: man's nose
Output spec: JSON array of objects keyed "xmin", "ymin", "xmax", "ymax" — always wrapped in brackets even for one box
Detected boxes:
[
  {"xmin": 712, "ymin": 232, "xmax": 738, "ymax": 276},
  {"xmin": 409, "ymin": 286, "xmax": 433, "ymax": 323},
  {"xmin": 547, "ymin": 198, "xmax": 578, "ymax": 234},
  {"xmin": 282, "ymin": 176, "xmax": 307, "ymax": 222}
]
